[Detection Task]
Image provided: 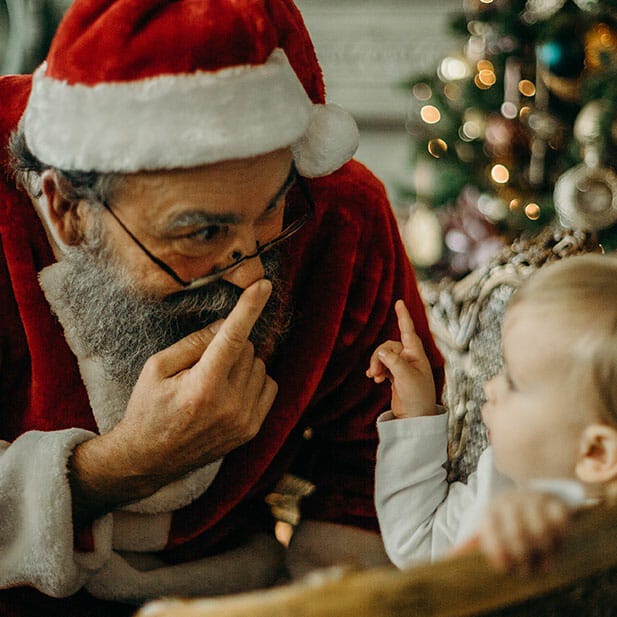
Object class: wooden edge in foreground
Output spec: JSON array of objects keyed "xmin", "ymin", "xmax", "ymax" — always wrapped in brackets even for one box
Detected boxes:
[{"xmin": 136, "ymin": 502, "xmax": 617, "ymax": 617}]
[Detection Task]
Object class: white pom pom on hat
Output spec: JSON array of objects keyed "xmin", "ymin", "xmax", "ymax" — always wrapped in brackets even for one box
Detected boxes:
[
  {"xmin": 293, "ymin": 103, "xmax": 360, "ymax": 178},
  {"xmin": 21, "ymin": 0, "xmax": 359, "ymax": 178}
]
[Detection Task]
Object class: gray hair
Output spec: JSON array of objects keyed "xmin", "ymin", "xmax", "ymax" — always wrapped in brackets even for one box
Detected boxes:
[{"xmin": 8, "ymin": 125, "xmax": 122, "ymax": 206}]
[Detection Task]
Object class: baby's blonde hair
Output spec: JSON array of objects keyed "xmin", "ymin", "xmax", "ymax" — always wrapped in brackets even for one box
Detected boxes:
[{"xmin": 508, "ymin": 253, "xmax": 617, "ymax": 424}]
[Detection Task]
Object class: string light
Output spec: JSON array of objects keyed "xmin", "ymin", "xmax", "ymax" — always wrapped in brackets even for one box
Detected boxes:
[
  {"xmin": 428, "ymin": 138, "xmax": 448, "ymax": 158},
  {"xmin": 519, "ymin": 106, "xmax": 532, "ymax": 119},
  {"xmin": 501, "ymin": 101, "xmax": 518, "ymax": 119},
  {"xmin": 525, "ymin": 203, "xmax": 541, "ymax": 220},
  {"xmin": 439, "ymin": 56, "xmax": 471, "ymax": 81},
  {"xmin": 420, "ymin": 105, "xmax": 441, "ymax": 124},
  {"xmin": 491, "ymin": 164, "xmax": 510, "ymax": 184},
  {"xmin": 478, "ymin": 69, "xmax": 497, "ymax": 86},
  {"xmin": 412, "ymin": 83, "xmax": 432, "ymax": 101},
  {"xmin": 509, "ymin": 198, "xmax": 521, "ymax": 211},
  {"xmin": 461, "ymin": 120, "xmax": 482, "ymax": 140},
  {"xmin": 518, "ymin": 79, "xmax": 536, "ymax": 97},
  {"xmin": 477, "ymin": 60, "xmax": 494, "ymax": 71}
]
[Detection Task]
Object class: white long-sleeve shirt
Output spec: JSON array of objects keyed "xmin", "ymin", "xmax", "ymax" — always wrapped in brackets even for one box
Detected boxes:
[{"xmin": 375, "ymin": 410, "xmax": 587, "ymax": 569}]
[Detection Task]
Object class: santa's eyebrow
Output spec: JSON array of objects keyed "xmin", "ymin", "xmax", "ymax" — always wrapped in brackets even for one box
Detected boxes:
[
  {"xmin": 165, "ymin": 211, "xmax": 240, "ymax": 230},
  {"xmin": 163, "ymin": 164, "xmax": 296, "ymax": 232}
]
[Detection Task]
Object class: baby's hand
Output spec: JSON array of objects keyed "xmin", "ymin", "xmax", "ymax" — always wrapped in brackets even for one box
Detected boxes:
[
  {"xmin": 366, "ymin": 300, "xmax": 436, "ymax": 418},
  {"xmin": 478, "ymin": 488, "xmax": 571, "ymax": 575}
]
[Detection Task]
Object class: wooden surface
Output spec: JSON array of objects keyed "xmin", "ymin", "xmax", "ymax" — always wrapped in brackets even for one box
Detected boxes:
[{"xmin": 136, "ymin": 501, "xmax": 617, "ymax": 617}]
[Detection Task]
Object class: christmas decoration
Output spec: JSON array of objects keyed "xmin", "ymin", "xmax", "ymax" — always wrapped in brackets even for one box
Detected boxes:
[
  {"xmin": 554, "ymin": 164, "xmax": 617, "ymax": 230},
  {"xmin": 401, "ymin": 0, "xmax": 617, "ymax": 280}
]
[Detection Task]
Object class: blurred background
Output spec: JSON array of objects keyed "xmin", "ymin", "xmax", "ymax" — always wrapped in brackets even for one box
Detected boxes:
[{"xmin": 3, "ymin": 0, "xmax": 616, "ymax": 281}]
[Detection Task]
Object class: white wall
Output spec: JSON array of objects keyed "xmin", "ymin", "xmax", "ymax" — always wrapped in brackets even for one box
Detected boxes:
[{"xmin": 295, "ymin": 0, "xmax": 461, "ymax": 202}]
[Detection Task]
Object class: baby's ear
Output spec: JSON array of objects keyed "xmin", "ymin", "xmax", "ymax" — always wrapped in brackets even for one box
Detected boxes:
[{"xmin": 575, "ymin": 423, "xmax": 617, "ymax": 484}]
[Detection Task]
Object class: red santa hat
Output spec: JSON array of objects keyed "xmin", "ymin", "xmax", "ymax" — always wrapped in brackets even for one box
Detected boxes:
[{"xmin": 21, "ymin": 0, "xmax": 359, "ymax": 178}]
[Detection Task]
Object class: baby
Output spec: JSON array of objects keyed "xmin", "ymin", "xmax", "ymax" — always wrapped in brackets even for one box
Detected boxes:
[{"xmin": 368, "ymin": 253, "xmax": 617, "ymax": 573}]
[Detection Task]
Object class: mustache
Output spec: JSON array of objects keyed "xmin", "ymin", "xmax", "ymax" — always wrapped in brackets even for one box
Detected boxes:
[{"xmin": 60, "ymin": 238, "xmax": 290, "ymax": 396}]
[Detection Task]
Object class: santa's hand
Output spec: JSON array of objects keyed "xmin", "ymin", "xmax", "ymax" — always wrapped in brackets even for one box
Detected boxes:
[
  {"xmin": 122, "ymin": 278, "xmax": 276, "ymax": 474},
  {"xmin": 366, "ymin": 300, "xmax": 436, "ymax": 418},
  {"xmin": 69, "ymin": 280, "xmax": 277, "ymax": 523},
  {"xmin": 478, "ymin": 488, "xmax": 570, "ymax": 575}
]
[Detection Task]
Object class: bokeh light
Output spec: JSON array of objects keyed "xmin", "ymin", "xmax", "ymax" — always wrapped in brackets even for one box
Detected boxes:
[
  {"xmin": 525, "ymin": 203, "xmax": 541, "ymax": 220},
  {"xmin": 428, "ymin": 138, "xmax": 448, "ymax": 158},
  {"xmin": 420, "ymin": 105, "xmax": 441, "ymax": 124},
  {"xmin": 491, "ymin": 164, "xmax": 510, "ymax": 184},
  {"xmin": 518, "ymin": 79, "xmax": 536, "ymax": 96},
  {"xmin": 412, "ymin": 82, "xmax": 432, "ymax": 101}
]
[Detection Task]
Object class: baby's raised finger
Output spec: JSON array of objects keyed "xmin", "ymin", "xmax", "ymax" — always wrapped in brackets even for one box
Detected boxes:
[{"xmin": 395, "ymin": 300, "xmax": 421, "ymax": 351}]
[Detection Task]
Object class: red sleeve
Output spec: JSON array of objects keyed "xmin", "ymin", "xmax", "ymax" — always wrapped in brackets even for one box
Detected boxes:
[{"xmin": 291, "ymin": 161, "xmax": 444, "ymax": 531}]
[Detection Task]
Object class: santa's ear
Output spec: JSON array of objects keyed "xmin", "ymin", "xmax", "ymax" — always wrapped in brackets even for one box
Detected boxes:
[
  {"xmin": 41, "ymin": 170, "xmax": 84, "ymax": 246},
  {"xmin": 575, "ymin": 423, "xmax": 617, "ymax": 484}
]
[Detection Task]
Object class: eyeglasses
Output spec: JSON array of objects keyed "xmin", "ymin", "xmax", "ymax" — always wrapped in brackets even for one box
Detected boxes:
[{"xmin": 100, "ymin": 166, "xmax": 314, "ymax": 290}]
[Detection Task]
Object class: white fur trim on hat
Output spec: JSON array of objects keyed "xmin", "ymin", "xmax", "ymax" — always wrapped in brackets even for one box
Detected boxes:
[
  {"xmin": 292, "ymin": 103, "xmax": 359, "ymax": 178},
  {"xmin": 23, "ymin": 49, "xmax": 359, "ymax": 176}
]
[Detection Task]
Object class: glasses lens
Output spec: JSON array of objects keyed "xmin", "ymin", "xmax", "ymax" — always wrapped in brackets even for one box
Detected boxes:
[{"xmin": 183, "ymin": 180, "xmax": 313, "ymax": 289}]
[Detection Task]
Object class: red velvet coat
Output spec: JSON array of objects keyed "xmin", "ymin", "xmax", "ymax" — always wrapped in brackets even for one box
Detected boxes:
[{"xmin": 0, "ymin": 74, "xmax": 443, "ymax": 566}]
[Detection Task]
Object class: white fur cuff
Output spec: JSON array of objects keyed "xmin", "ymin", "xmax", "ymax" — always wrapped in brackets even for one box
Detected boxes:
[{"xmin": 0, "ymin": 429, "xmax": 112, "ymax": 597}]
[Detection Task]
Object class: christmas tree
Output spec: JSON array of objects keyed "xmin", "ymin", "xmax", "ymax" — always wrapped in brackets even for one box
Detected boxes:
[{"xmin": 401, "ymin": 0, "xmax": 617, "ymax": 280}]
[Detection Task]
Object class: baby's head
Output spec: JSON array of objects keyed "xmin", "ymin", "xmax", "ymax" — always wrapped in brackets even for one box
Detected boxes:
[{"xmin": 481, "ymin": 253, "xmax": 617, "ymax": 492}]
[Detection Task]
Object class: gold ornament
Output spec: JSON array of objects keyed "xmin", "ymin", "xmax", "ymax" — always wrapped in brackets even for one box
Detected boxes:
[{"xmin": 585, "ymin": 22, "xmax": 617, "ymax": 70}]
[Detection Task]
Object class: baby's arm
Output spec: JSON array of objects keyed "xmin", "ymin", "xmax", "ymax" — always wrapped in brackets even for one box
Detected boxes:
[
  {"xmin": 366, "ymin": 300, "xmax": 437, "ymax": 418},
  {"xmin": 370, "ymin": 300, "xmax": 478, "ymax": 566}
]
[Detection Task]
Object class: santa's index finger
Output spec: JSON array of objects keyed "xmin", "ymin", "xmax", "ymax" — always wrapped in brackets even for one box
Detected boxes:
[
  {"xmin": 199, "ymin": 279, "xmax": 272, "ymax": 377},
  {"xmin": 395, "ymin": 300, "xmax": 418, "ymax": 349}
]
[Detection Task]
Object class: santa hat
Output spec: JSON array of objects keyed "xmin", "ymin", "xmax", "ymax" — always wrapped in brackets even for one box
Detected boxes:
[{"xmin": 21, "ymin": 0, "xmax": 359, "ymax": 178}]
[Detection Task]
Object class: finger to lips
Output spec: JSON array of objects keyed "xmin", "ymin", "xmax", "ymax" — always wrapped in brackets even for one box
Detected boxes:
[{"xmin": 200, "ymin": 279, "xmax": 272, "ymax": 378}]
